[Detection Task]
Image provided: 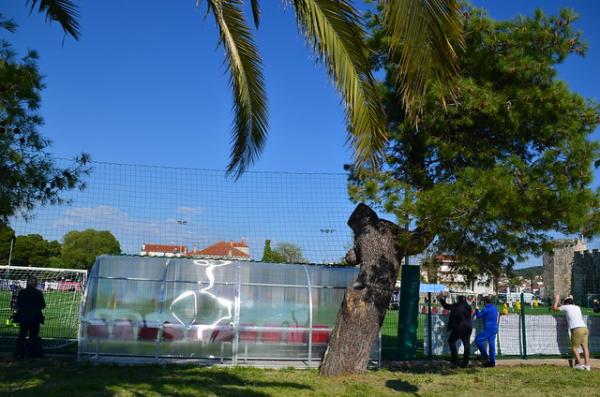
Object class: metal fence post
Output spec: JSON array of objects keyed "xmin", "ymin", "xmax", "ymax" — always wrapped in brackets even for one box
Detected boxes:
[
  {"xmin": 520, "ymin": 292, "xmax": 527, "ymax": 359},
  {"xmin": 427, "ymin": 292, "xmax": 433, "ymax": 360}
]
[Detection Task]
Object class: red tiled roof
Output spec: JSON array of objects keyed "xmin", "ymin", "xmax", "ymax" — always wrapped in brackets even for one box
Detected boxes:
[
  {"xmin": 435, "ymin": 255, "xmax": 457, "ymax": 263},
  {"xmin": 189, "ymin": 241, "xmax": 250, "ymax": 258},
  {"xmin": 143, "ymin": 244, "xmax": 187, "ymax": 253}
]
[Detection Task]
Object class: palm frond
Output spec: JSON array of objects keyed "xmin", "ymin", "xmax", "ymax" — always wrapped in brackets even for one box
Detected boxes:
[
  {"xmin": 250, "ymin": 0, "xmax": 260, "ymax": 28},
  {"xmin": 208, "ymin": 0, "xmax": 268, "ymax": 178},
  {"xmin": 385, "ymin": 0, "xmax": 464, "ymax": 116},
  {"xmin": 0, "ymin": 13, "xmax": 18, "ymax": 33},
  {"xmin": 27, "ymin": 0, "xmax": 80, "ymax": 39},
  {"xmin": 291, "ymin": 0, "xmax": 387, "ymax": 167}
]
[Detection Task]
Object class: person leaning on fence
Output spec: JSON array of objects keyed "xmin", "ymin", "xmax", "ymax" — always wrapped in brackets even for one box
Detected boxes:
[
  {"xmin": 474, "ymin": 295, "xmax": 498, "ymax": 368},
  {"xmin": 439, "ymin": 294, "xmax": 473, "ymax": 368},
  {"xmin": 14, "ymin": 275, "xmax": 46, "ymax": 359},
  {"xmin": 552, "ymin": 294, "xmax": 591, "ymax": 371}
]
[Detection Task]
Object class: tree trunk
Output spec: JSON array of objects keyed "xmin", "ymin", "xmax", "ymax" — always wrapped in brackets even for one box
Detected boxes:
[{"xmin": 319, "ymin": 203, "xmax": 404, "ymax": 376}]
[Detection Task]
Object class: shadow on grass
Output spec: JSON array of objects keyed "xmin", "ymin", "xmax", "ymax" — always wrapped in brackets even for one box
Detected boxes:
[
  {"xmin": 0, "ymin": 358, "xmax": 313, "ymax": 397},
  {"xmin": 389, "ymin": 362, "xmax": 480, "ymax": 376},
  {"xmin": 385, "ymin": 379, "xmax": 418, "ymax": 394}
]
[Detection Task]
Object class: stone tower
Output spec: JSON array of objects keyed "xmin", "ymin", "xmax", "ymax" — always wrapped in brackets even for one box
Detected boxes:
[
  {"xmin": 542, "ymin": 239, "xmax": 586, "ymax": 300},
  {"xmin": 573, "ymin": 250, "xmax": 600, "ymax": 306}
]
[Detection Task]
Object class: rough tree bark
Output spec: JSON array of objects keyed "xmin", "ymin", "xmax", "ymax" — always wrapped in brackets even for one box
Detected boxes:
[{"xmin": 319, "ymin": 203, "xmax": 432, "ymax": 376}]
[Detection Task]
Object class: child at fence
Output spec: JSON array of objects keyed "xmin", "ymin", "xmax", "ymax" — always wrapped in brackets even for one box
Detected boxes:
[
  {"xmin": 474, "ymin": 295, "xmax": 498, "ymax": 367},
  {"xmin": 439, "ymin": 293, "xmax": 473, "ymax": 368},
  {"xmin": 552, "ymin": 294, "xmax": 591, "ymax": 371},
  {"xmin": 7, "ymin": 283, "xmax": 21, "ymax": 327}
]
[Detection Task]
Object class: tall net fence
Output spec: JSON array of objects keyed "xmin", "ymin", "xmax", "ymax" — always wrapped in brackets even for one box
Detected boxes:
[
  {"xmin": 0, "ymin": 266, "xmax": 86, "ymax": 353},
  {"xmin": 8, "ymin": 159, "xmax": 359, "ymax": 265}
]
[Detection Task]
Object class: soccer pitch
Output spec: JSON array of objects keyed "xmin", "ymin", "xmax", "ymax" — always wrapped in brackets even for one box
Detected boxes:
[{"xmin": 0, "ymin": 290, "xmax": 82, "ymax": 352}]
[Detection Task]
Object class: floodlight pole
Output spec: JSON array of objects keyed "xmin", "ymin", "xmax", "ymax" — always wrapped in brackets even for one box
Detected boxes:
[
  {"xmin": 7, "ymin": 238, "xmax": 13, "ymax": 267},
  {"xmin": 176, "ymin": 220, "xmax": 188, "ymax": 255}
]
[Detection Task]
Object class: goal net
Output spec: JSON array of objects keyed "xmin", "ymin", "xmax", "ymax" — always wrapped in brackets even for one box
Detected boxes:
[{"xmin": 0, "ymin": 266, "xmax": 87, "ymax": 352}]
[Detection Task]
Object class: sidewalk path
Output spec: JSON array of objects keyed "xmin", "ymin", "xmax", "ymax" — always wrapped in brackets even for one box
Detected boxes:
[{"xmin": 387, "ymin": 358, "xmax": 600, "ymax": 369}]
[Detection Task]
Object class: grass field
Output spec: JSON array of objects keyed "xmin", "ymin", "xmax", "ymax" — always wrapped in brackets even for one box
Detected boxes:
[
  {"xmin": 0, "ymin": 291, "xmax": 82, "ymax": 339},
  {"xmin": 0, "ymin": 290, "xmax": 82, "ymax": 353},
  {"xmin": 0, "ymin": 358, "xmax": 598, "ymax": 397}
]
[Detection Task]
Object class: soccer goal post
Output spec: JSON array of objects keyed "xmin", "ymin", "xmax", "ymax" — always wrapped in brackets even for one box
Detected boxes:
[{"xmin": 0, "ymin": 266, "xmax": 87, "ymax": 352}]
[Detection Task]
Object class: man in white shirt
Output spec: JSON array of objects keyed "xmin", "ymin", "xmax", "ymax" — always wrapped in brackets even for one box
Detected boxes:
[{"xmin": 552, "ymin": 294, "xmax": 590, "ymax": 371}]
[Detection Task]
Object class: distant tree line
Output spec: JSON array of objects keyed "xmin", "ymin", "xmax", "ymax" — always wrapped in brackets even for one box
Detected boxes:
[
  {"xmin": 0, "ymin": 225, "xmax": 120, "ymax": 270},
  {"xmin": 261, "ymin": 240, "xmax": 307, "ymax": 264}
]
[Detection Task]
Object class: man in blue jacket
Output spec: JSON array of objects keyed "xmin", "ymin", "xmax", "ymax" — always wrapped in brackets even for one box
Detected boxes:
[{"xmin": 475, "ymin": 295, "xmax": 498, "ymax": 367}]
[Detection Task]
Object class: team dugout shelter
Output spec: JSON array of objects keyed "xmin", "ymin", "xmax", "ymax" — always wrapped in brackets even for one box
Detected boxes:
[{"xmin": 79, "ymin": 255, "xmax": 381, "ymax": 366}]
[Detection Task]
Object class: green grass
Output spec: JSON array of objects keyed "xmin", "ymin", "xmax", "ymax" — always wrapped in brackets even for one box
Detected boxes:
[
  {"xmin": 0, "ymin": 291, "xmax": 82, "ymax": 339},
  {"xmin": 0, "ymin": 290, "xmax": 82, "ymax": 354},
  {"xmin": 0, "ymin": 358, "xmax": 598, "ymax": 397}
]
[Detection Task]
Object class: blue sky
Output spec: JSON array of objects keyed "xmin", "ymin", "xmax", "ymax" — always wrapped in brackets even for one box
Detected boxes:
[
  {"xmin": 1, "ymin": 1, "xmax": 598, "ymax": 173},
  {"xmin": 3, "ymin": 1, "xmax": 600, "ymax": 266}
]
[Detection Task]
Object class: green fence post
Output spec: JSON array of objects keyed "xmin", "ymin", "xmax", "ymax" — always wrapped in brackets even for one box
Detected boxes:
[
  {"xmin": 520, "ymin": 292, "xmax": 527, "ymax": 359},
  {"xmin": 397, "ymin": 257, "xmax": 421, "ymax": 360},
  {"xmin": 427, "ymin": 292, "xmax": 433, "ymax": 360}
]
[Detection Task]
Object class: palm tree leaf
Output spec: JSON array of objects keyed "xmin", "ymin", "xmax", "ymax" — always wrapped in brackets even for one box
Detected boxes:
[
  {"xmin": 250, "ymin": 0, "xmax": 260, "ymax": 28},
  {"xmin": 385, "ymin": 0, "xmax": 464, "ymax": 116},
  {"xmin": 27, "ymin": 0, "xmax": 80, "ymax": 39},
  {"xmin": 208, "ymin": 0, "xmax": 268, "ymax": 178},
  {"xmin": 291, "ymin": 0, "xmax": 387, "ymax": 167},
  {"xmin": 0, "ymin": 13, "xmax": 18, "ymax": 33}
]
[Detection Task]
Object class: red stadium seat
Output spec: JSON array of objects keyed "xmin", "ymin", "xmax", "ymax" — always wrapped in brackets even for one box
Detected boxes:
[
  {"xmin": 211, "ymin": 326, "xmax": 234, "ymax": 343},
  {"xmin": 287, "ymin": 325, "xmax": 307, "ymax": 344},
  {"xmin": 113, "ymin": 320, "xmax": 135, "ymax": 340},
  {"xmin": 162, "ymin": 322, "xmax": 184, "ymax": 341},
  {"xmin": 239, "ymin": 323, "xmax": 258, "ymax": 342},
  {"xmin": 138, "ymin": 322, "xmax": 159, "ymax": 341},
  {"xmin": 311, "ymin": 324, "xmax": 330, "ymax": 344},
  {"xmin": 87, "ymin": 322, "xmax": 109, "ymax": 338},
  {"xmin": 260, "ymin": 323, "xmax": 282, "ymax": 343}
]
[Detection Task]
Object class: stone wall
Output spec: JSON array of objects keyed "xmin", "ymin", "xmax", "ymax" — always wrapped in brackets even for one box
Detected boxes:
[
  {"xmin": 542, "ymin": 239, "xmax": 586, "ymax": 301},
  {"xmin": 573, "ymin": 249, "xmax": 600, "ymax": 306}
]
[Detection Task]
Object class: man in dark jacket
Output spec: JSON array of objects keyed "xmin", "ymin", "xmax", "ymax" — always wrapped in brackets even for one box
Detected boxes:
[
  {"xmin": 440, "ymin": 294, "xmax": 473, "ymax": 367},
  {"xmin": 15, "ymin": 275, "xmax": 46, "ymax": 358}
]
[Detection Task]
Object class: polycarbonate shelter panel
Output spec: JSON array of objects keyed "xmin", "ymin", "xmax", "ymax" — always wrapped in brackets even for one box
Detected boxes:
[
  {"xmin": 94, "ymin": 255, "xmax": 167, "ymax": 280},
  {"xmin": 165, "ymin": 258, "xmax": 237, "ymax": 284},
  {"xmin": 306, "ymin": 266, "xmax": 357, "ymax": 289},
  {"xmin": 239, "ymin": 284, "xmax": 310, "ymax": 360},
  {"xmin": 80, "ymin": 277, "xmax": 162, "ymax": 357},
  {"xmin": 80, "ymin": 256, "xmax": 380, "ymax": 365},
  {"xmin": 159, "ymin": 280, "xmax": 236, "ymax": 359}
]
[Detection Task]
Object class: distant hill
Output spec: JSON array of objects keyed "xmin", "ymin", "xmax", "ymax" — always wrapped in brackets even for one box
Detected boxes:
[{"xmin": 514, "ymin": 266, "xmax": 543, "ymax": 279}]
